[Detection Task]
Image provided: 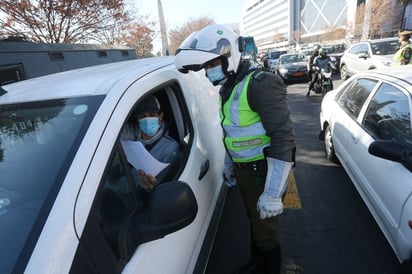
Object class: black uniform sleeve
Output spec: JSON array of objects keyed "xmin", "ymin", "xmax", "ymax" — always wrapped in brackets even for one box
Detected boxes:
[{"xmin": 248, "ymin": 71, "xmax": 296, "ymax": 162}]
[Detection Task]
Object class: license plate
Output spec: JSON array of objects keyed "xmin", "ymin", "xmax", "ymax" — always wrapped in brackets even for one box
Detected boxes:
[{"xmin": 294, "ymin": 72, "xmax": 303, "ymax": 76}]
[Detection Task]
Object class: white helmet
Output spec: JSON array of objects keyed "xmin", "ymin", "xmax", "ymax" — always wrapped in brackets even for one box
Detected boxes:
[{"xmin": 174, "ymin": 24, "xmax": 241, "ymax": 75}]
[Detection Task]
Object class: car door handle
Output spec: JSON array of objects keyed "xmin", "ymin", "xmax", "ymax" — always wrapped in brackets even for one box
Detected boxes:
[
  {"xmin": 351, "ymin": 134, "xmax": 359, "ymax": 144},
  {"xmin": 198, "ymin": 159, "xmax": 210, "ymax": 180}
]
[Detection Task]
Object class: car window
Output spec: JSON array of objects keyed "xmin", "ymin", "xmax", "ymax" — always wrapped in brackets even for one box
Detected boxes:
[
  {"xmin": 337, "ymin": 78, "xmax": 377, "ymax": 118},
  {"xmin": 0, "ymin": 96, "xmax": 103, "ymax": 274},
  {"xmin": 362, "ymin": 83, "xmax": 412, "ymax": 144},
  {"xmin": 371, "ymin": 40, "xmax": 399, "ymax": 55},
  {"xmin": 349, "ymin": 44, "xmax": 362, "ymax": 54},
  {"xmin": 359, "ymin": 44, "xmax": 369, "ymax": 54},
  {"xmin": 71, "ymin": 84, "xmax": 192, "ymax": 273}
]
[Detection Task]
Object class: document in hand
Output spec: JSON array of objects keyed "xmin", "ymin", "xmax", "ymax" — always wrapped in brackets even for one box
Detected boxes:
[{"xmin": 120, "ymin": 140, "xmax": 170, "ymax": 176}]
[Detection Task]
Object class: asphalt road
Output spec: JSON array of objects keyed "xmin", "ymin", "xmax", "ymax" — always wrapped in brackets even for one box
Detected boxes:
[{"xmin": 205, "ymin": 77, "xmax": 402, "ymax": 274}]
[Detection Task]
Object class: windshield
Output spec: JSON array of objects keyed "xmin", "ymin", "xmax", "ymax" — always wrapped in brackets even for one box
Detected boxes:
[
  {"xmin": 281, "ymin": 54, "xmax": 307, "ymax": 64},
  {"xmin": 325, "ymin": 44, "xmax": 346, "ymax": 54},
  {"xmin": 270, "ymin": 51, "xmax": 287, "ymax": 59},
  {"xmin": 371, "ymin": 40, "xmax": 399, "ymax": 55},
  {"xmin": 0, "ymin": 96, "xmax": 103, "ymax": 273}
]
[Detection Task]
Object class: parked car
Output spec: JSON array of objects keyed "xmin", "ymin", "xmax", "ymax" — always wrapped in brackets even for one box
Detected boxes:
[
  {"xmin": 339, "ymin": 37, "xmax": 399, "ymax": 80},
  {"xmin": 319, "ymin": 67, "xmax": 412, "ymax": 265},
  {"xmin": 0, "ymin": 57, "xmax": 227, "ymax": 274},
  {"xmin": 272, "ymin": 53, "xmax": 308, "ymax": 83}
]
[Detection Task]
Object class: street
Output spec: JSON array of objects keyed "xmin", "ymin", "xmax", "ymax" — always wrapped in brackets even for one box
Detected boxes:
[{"xmin": 205, "ymin": 76, "xmax": 401, "ymax": 274}]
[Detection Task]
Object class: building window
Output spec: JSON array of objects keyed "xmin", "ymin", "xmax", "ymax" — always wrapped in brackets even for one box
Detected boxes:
[
  {"xmin": 49, "ymin": 52, "xmax": 64, "ymax": 61},
  {"xmin": 97, "ymin": 51, "xmax": 108, "ymax": 58}
]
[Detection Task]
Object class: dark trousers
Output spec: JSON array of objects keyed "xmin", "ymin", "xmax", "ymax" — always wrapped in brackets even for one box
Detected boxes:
[
  {"xmin": 308, "ymin": 71, "xmax": 318, "ymax": 91},
  {"xmin": 233, "ymin": 162, "xmax": 282, "ymax": 274}
]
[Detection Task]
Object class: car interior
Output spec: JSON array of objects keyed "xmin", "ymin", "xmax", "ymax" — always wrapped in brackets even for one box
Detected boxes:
[{"xmin": 71, "ymin": 82, "xmax": 195, "ymax": 273}]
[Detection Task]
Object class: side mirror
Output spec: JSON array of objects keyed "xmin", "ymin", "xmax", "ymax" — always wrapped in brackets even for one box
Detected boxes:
[
  {"xmin": 368, "ymin": 140, "xmax": 412, "ymax": 172},
  {"xmin": 134, "ymin": 181, "xmax": 198, "ymax": 243},
  {"xmin": 357, "ymin": 52, "xmax": 369, "ymax": 59}
]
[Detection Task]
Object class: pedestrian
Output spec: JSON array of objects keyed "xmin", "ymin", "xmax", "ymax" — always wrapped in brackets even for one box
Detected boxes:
[
  {"xmin": 392, "ymin": 30, "xmax": 412, "ymax": 66},
  {"xmin": 174, "ymin": 24, "xmax": 296, "ymax": 274}
]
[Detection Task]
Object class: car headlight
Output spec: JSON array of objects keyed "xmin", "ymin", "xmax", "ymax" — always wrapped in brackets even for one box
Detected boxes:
[
  {"xmin": 279, "ymin": 68, "xmax": 288, "ymax": 74},
  {"xmin": 330, "ymin": 56, "xmax": 336, "ymax": 62}
]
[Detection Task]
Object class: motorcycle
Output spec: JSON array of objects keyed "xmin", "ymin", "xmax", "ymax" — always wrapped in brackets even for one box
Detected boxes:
[{"xmin": 312, "ymin": 61, "xmax": 336, "ymax": 96}]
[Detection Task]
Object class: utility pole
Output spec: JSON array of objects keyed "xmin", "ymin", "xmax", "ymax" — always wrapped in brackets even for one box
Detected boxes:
[{"xmin": 158, "ymin": 0, "xmax": 170, "ymax": 56}]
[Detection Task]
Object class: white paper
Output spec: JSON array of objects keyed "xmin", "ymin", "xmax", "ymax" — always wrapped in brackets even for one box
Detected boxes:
[{"xmin": 120, "ymin": 140, "xmax": 170, "ymax": 176}]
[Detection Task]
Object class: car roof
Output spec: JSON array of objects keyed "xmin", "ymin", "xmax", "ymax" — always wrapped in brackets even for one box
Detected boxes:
[
  {"xmin": 0, "ymin": 57, "xmax": 175, "ymax": 104},
  {"xmin": 354, "ymin": 67, "xmax": 412, "ymax": 91},
  {"xmin": 348, "ymin": 37, "xmax": 398, "ymax": 48}
]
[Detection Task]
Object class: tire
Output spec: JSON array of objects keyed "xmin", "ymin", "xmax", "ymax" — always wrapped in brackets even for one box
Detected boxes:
[
  {"xmin": 324, "ymin": 125, "xmax": 339, "ymax": 163},
  {"xmin": 340, "ymin": 64, "xmax": 348, "ymax": 80}
]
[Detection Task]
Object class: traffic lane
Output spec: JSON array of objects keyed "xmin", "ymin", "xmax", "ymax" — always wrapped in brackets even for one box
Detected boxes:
[
  {"xmin": 205, "ymin": 79, "xmax": 401, "ymax": 274},
  {"xmin": 281, "ymin": 81, "xmax": 400, "ymax": 273}
]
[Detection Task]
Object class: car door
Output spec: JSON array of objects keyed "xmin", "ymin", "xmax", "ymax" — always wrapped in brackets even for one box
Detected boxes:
[
  {"xmin": 357, "ymin": 81, "xmax": 412, "ymax": 251},
  {"xmin": 72, "ymin": 67, "xmax": 224, "ymax": 274},
  {"xmin": 352, "ymin": 43, "xmax": 371, "ymax": 74},
  {"xmin": 332, "ymin": 78, "xmax": 377, "ymax": 167}
]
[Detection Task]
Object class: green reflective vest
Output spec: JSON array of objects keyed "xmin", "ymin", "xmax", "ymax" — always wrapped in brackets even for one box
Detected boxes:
[
  {"xmin": 392, "ymin": 44, "xmax": 412, "ymax": 66},
  {"xmin": 220, "ymin": 72, "xmax": 270, "ymax": 163}
]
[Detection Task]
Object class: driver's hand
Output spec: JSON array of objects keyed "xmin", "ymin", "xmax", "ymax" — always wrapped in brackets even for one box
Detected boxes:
[{"xmin": 138, "ymin": 169, "xmax": 157, "ymax": 191}]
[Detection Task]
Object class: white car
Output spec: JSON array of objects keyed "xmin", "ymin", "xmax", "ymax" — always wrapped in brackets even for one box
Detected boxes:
[
  {"xmin": 319, "ymin": 67, "xmax": 412, "ymax": 264},
  {"xmin": 339, "ymin": 37, "xmax": 399, "ymax": 80},
  {"xmin": 0, "ymin": 57, "xmax": 227, "ymax": 274}
]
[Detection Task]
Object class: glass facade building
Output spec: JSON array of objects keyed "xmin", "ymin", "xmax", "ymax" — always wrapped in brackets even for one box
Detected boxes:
[{"xmin": 242, "ymin": 0, "xmax": 399, "ymax": 51}]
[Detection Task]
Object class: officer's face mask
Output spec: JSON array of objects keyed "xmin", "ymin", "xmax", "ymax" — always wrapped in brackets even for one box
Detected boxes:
[
  {"xmin": 206, "ymin": 65, "xmax": 227, "ymax": 86},
  {"xmin": 139, "ymin": 117, "xmax": 160, "ymax": 136}
]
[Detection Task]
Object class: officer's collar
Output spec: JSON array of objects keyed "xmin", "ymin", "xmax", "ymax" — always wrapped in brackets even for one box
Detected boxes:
[{"xmin": 219, "ymin": 61, "xmax": 254, "ymax": 100}]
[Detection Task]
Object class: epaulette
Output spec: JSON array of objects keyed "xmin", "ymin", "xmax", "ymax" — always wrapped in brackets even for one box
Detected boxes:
[{"xmin": 251, "ymin": 70, "xmax": 266, "ymax": 82}]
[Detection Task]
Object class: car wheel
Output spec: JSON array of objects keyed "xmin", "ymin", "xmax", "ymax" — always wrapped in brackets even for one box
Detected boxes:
[
  {"xmin": 340, "ymin": 64, "xmax": 348, "ymax": 80},
  {"xmin": 324, "ymin": 125, "xmax": 339, "ymax": 164}
]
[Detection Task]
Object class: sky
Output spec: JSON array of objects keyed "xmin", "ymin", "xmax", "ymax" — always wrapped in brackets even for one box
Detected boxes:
[{"xmin": 135, "ymin": 0, "xmax": 247, "ymax": 52}]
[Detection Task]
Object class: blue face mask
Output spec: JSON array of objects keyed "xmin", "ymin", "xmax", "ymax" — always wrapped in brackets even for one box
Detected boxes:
[
  {"xmin": 139, "ymin": 117, "xmax": 160, "ymax": 136},
  {"xmin": 206, "ymin": 65, "xmax": 227, "ymax": 85}
]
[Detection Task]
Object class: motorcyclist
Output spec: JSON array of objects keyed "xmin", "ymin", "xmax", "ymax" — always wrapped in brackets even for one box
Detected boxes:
[
  {"xmin": 307, "ymin": 48, "xmax": 335, "ymax": 96},
  {"xmin": 174, "ymin": 24, "xmax": 296, "ymax": 274},
  {"xmin": 306, "ymin": 45, "xmax": 320, "ymax": 84}
]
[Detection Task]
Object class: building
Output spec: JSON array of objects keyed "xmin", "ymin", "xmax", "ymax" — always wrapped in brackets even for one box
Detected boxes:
[{"xmin": 242, "ymin": 0, "xmax": 401, "ymax": 53}]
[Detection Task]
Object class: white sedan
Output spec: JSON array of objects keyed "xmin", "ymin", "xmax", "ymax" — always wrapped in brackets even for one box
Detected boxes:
[
  {"xmin": 319, "ymin": 66, "xmax": 412, "ymax": 264},
  {"xmin": 0, "ymin": 57, "xmax": 226, "ymax": 274}
]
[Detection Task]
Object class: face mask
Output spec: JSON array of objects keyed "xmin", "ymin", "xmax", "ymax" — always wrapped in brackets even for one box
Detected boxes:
[
  {"xmin": 206, "ymin": 65, "xmax": 227, "ymax": 85},
  {"xmin": 139, "ymin": 117, "xmax": 160, "ymax": 136}
]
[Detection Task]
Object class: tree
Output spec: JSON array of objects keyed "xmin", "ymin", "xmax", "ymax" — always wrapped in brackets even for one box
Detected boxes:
[
  {"xmin": 0, "ymin": 0, "xmax": 130, "ymax": 43},
  {"xmin": 292, "ymin": 30, "xmax": 303, "ymax": 45},
  {"xmin": 355, "ymin": 0, "xmax": 402, "ymax": 39},
  {"xmin": 122, "ymin": 16, "xmax": 156, "ymax": 57},
  {"xmin": 322, "ymin": 25, "xmax": 347, "ymax": 42},
  {"xmin": 168, "ymin": 17, "xmax": 215, "ymax": 55}
]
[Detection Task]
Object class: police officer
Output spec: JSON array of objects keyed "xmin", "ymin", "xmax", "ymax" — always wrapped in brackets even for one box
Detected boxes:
[
  {"xmin": 392, "ymin": 30, "xmax": 412, "ymax": 66},
  {"xmin": 174, "ymin": 24, "xmax": 296, "ymax": 274}
]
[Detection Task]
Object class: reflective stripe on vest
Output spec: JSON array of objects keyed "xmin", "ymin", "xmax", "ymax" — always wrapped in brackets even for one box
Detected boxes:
[{"xmin": 220, "ymin": 72, "xmax": 270, "ymax": 163}]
